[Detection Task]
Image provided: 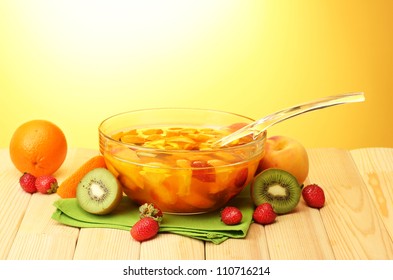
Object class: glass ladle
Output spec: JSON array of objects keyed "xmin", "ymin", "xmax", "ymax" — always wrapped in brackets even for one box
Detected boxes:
[{"xmin": 211, "ymin": 92, "xmax": 365, "ymax": 148}]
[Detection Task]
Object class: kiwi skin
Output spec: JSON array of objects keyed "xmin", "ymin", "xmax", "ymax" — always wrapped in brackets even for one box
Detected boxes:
[
  {"xmin": 251, "ymin": 168, "xmax": 302, "ymax": 214},
  {"xmin": 76, "ymin": 168, "xmax": 123, "ymax": 215}
]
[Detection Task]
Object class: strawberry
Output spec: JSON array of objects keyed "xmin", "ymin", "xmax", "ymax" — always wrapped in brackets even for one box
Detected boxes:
[
  {"xmin": 35, "ymin": 175, "xmax": 58, "ymax": 194},
  {"xmin": 302, "ymin": 184, "xmax": 325, "ymax": 208},
  {"xmin": 130, "ymin": 217, "xmax": 160, "ymax": 242},
  {"xmin": 139, "ymin": 203, "xmax": 163, "ymax": 222},
  {"xmin": 221, "ymin": 206, "xmax": 243, "ymax": 225},
  {"xmin": 191, "ymin": 160, "xmax": 216, "ymax": 182},
  {"xmin": 234, "ymin": 167, "xmax": 248, "ymax": 188},
  {"xmin": 253, "ymin": 203, "xmax": 276, "ymax": 225},
  {"xmin": 19, "ymin": 172, "xmax": 37, "ymax": 193}
]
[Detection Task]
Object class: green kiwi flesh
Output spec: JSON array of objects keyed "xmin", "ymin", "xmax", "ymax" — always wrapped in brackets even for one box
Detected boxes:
[
  {"xmin": 251, "ymin": 168, "xmax": 302, "ymax": 214},
  {"xmin": 76, "ymin": 168, "xmax": 123, "ymax": 215}
]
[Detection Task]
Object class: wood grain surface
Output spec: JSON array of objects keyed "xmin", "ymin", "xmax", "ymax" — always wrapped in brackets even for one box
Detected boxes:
[{"xmin": 1, "ymin": 147, "xmax": 392, "ymax": 260}]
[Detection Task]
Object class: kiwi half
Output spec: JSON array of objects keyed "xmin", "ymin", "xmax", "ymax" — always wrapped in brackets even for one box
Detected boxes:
[
  {"xmin": 76, "ymin": 168, "xmax": 123, "ymax": 215},
  {"xmin": 251, "ymin": 168, "xmax": 302, "ymax": 214}
]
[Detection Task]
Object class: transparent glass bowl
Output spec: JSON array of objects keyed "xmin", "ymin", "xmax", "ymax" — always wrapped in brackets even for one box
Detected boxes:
[{"xmin": 99, "ymin": 108, "xmax": 266, "ymax": 214}]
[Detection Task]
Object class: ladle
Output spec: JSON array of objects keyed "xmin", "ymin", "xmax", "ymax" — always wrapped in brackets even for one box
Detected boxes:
[{"xmin": 212, "ymin": 92, "xmax": 365, "ymax": 148}]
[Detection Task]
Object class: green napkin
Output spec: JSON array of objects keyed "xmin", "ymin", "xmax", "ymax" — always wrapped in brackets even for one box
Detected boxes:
[{"xmin": 51, "ymin": 190, "xmax": 254, "ymax": 245}]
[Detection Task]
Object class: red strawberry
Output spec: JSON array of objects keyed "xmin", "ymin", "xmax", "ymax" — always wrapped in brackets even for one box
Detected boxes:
[
  {"xmin": 139, "ymin": 203, "xmax": 163, "ymax": 222},
  {"xmin": 131, "ymin": 217, "xmax": 160, "ymax": 242},
  {"xmin": 19, "ymin": 172, "xmax": 37, "ymax": 193},
  {"xmin": 253, "ymin": 203, "xmax": 276, "ymax": 225},
  {"xmin": 302, "ymin": 184, "xmax": 325, "ymax": 208},
  {"xmin": 35, "ymin": 175, "xmax": 58, "ymax": 194},
  {"xmin": 191, "ymin": 160, "xmax": 216, "ymax": 182},
  {"xmin": 221, "ymin": 206, "xmax": 243, "ymax": 225},
  {"xmin": 234, "ymin": 167, "xmax": 248, "ymax": 188}
]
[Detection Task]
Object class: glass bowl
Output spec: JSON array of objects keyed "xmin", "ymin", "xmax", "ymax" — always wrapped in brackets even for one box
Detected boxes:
[{"xmin": 99, "ymin": 108, "xmax": 266, "ymax": 214}]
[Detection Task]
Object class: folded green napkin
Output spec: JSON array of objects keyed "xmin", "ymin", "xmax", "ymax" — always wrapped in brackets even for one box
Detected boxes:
[{"xmin": 52, "ymin": 190, "xmax": 254, "ymax": 245}]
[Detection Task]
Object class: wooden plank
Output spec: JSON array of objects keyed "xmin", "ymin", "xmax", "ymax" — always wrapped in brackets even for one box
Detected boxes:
[
  {"xmin": 0, "ymin": 150, "xmax": 31, "ymax": 259},
  {"xmin": 205, "ymin": 223, "xmax": 269, "ymax": 260},
  {"xmin": 350, "ymin": 148, "xmax": 393, "ymax": 241},
  {"xmin": 2, "ymin": 147, "xmax": 392, "ymax": 260},
  {"xmin": 307, "ymin": 148, "xmax": 393, "ymax": 259},
  {"xmin": 139, "ymin": 233, "xmax": 205, "ymax": 260},
  {"xmin": 7, "ymin": 193, "xmax": 79, "ymax": 259},
  {"xmin": 5, "ymin": 148, "xmax": 99, "ymax": 259},
  {"xmin": 207, "ymin": 151, "xmax": 335, "ymax": 260},
  {"xmin": 265, "ymin": 202, "xmax": 335, "ymax": 260},
  {"xmin": 73, "ymin": 228, "xmax": 140, "ymax": 260}
]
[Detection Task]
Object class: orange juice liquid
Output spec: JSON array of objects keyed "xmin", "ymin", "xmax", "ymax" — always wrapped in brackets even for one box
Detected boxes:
[{"xmin": 103, "ymin": 125, "xmax": 263, "ymax": 213}]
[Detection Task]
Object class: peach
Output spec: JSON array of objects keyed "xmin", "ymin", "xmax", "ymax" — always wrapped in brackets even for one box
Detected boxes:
[{"xmin": 257, "ymin": 135, "xmax": 309, "ymax": 184}]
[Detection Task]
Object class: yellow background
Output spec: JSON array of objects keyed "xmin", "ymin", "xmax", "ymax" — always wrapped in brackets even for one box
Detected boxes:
[{"xmin": 1, "ymin": 0, "xmax": 392, "ymax": 150}]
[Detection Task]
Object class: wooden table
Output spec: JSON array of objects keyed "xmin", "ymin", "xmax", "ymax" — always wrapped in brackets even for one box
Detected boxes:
[{"xmin": 1, "ymin": 147, "xmax": 392, "ymax": 260}]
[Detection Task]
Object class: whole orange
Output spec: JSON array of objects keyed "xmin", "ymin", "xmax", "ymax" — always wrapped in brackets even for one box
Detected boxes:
[{"xmin": 9, "ymin": 120, "xmax": 68, "ymax": 177}]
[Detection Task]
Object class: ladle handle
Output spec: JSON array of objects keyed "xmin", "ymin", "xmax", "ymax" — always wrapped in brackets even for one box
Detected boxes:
[{"xmin": 213, "ymin": 92, "xmax": 365, "ymax": 147}]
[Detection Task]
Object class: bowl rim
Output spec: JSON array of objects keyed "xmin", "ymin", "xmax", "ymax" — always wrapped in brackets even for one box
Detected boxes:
[{"xmin": 99, "ymin": 107, "xmax": 266, "ymax": 153}]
